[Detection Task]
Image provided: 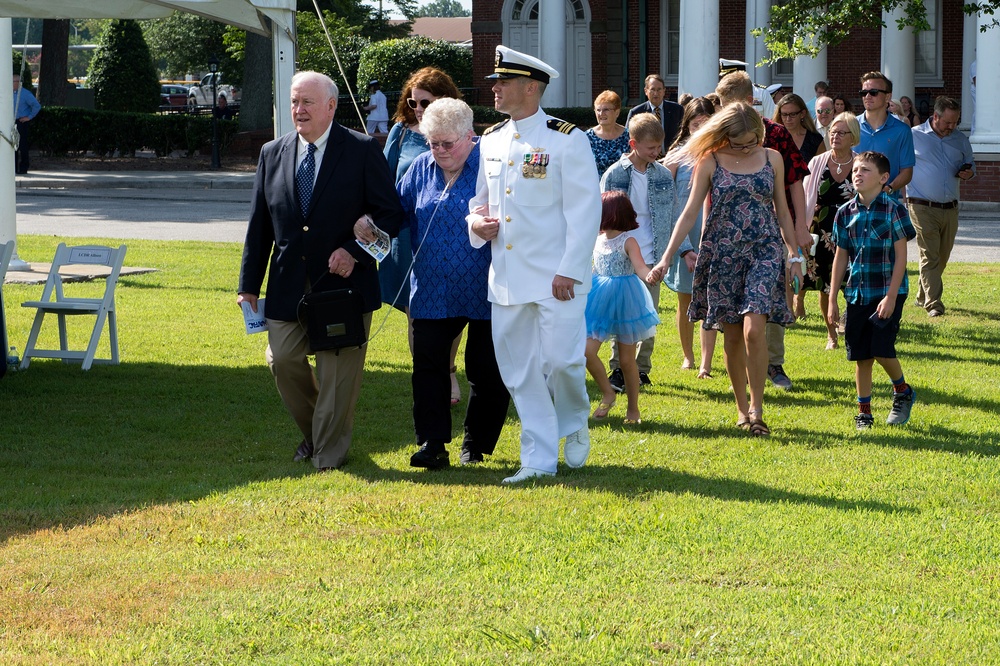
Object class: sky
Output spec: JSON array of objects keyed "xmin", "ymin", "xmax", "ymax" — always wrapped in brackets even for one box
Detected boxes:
[{"xmin": 362, "ymin": 0, "xmax": 472, "ymax": 20}]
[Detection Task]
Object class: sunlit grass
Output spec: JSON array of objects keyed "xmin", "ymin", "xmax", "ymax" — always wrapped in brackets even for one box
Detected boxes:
[{"xmin": 1, "ymin": 235, "xmax": 999, "ymax": 664}]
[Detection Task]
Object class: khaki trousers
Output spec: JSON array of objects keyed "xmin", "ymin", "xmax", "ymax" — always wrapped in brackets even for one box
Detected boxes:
[
  {"xmin": 264, "ymin": 314, "xmax": 371, "ymax": 469},
  {"xmin": 908, "ymin": 203, "xmax": 959, "ymax": 314}
]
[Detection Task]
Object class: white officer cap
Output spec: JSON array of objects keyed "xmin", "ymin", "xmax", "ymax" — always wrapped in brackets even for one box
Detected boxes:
[
  {"xmin": 486, "ymin": 45, "xmax": 560, "ymax": 84},
  {"xmin": 719, "ymin": 58, "xmax": 748, "ymax": 78},
  {"xmin": 765, "ymin": 83, "xmax": 782, "ymax": 95}
]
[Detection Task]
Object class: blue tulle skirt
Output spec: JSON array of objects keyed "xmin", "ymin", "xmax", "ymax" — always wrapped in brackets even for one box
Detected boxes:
[{"xmin": 585, "ymin": 273, "xmax": 660, "ymax": 344}]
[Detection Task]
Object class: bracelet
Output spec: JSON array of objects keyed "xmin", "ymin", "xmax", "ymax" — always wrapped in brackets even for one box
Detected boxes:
[{"xmin": 787, "ymin": 256, "xmax": 804, "ymax": 264}]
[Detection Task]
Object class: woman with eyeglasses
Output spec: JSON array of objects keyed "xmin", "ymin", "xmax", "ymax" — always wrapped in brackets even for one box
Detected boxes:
[
  {"xmin": 381, "ymin": 67, "xmax": 466, "ymax": 404},
  {"xmin": 647, "ymin": 103, "xmax": 801, "ymax": 437},
  {"xmin": 357, "ymin": 98, "xmax": 510, "ymax": 469},
  {"xmin": 773, "ymin": 93, "xmax": 824, "ymax": 163},
  {"xmin": 802, "ymin": 112, "xmax": 860, "ymax": 350},
  {"xmin": 586, "ymin": 90, "xmax": 631, "ymax": 175}
]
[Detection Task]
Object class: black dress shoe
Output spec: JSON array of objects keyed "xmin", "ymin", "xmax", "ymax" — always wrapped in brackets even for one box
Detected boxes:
[
  {"xmin": 639, "ymin": 372, "xmax": 652, "ymax": 386},
  {"xmin": 410, "ymin": 442, "xmax": 450, "ymax": 469},
  {"xmin": 459, "ymin": 446, "xmax": 484, "ymax": 465},
  {"xmin": 608, "ymin": 367, "xmax": 625, "ymax": 393},
  {"xmin": 293, "ymin": 439, "xmax": 314, "ymax": 462}
]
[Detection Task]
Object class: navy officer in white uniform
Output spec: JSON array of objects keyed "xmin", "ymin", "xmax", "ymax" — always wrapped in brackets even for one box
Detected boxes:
[{"xmin": 467, "ymin": 46, "xmax": 602, "ymax": 484}]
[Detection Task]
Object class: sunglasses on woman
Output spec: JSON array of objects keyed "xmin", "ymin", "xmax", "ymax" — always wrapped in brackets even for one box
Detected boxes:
[{"xmin": 407, "ymin": 98, "xmax": 433, "ymax": 109}]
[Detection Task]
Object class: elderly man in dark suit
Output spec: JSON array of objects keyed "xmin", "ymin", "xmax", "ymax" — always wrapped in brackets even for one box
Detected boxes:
[
  {"xmin": 626, "ymin": 74, "xmax": 683, "ymax": 153},
  {"xmin": 238, "ymin": 71, "xmax": 404, "ymax": 471}
]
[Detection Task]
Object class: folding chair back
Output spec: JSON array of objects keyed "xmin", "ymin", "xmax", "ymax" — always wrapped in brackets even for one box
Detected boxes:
[{"xmin": 20, "ymin": 243, "xmax": 128, "ymax": 371}]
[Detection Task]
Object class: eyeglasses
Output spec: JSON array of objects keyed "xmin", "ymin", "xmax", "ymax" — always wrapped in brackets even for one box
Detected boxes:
[
  {"xmin": 780, "ymin": 110, "xmax": 803, "ymax": 119},
  {"xmin": 858, "ymin": 89, "xmax": 888, "ymax": 97},
  {"xmin": 828, "ymin": 130, "xmax": 851, "ymax": 138},
  {"xmin": 816, "ymin": 109, "xmax": 834, "ymax": 115},
  {"xmin": 728, "ymin": 138, "xmax": 758, "ymax": 152},
  {"xmin": 407, "ymin": 98, "xmax": 433, "ymax": 109},
  {"xmin": 428, "ymin": 139, "xmax": 460, "ymax": 152}
]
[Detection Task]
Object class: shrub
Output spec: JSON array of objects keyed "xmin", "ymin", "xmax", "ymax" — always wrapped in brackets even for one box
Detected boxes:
[
  {"xmin": 88, "ymin": 19, "xmax": 161, "ymax": 115},
  {"xmin": 33, "ymin": 107, "xmax": 239, "ymax": 158},
  {"xmin": 356, "ymin": 37, "xmax": 471, "ymax": 93}
]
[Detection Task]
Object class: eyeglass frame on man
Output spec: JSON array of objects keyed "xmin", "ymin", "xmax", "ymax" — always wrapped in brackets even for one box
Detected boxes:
[
  {"xmin": 816, "ymin": 108, "xmax": 834, "ymax": 116},
  {"xmin": 858, "ymin": 88, "xmax": 888, "ymax": 97}
]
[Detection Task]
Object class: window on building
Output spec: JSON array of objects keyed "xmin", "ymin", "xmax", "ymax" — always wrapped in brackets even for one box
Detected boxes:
[
  {"xmin": 511, "ymin": 0, "xmax": 585, "ymax": 21},
  {"xmin": 661, "ymin": 0, "xmax": 681, "ymax": 84},
  {"xmin": 914, "ymin": 0, "xmax": 942, "ymax": 86}
]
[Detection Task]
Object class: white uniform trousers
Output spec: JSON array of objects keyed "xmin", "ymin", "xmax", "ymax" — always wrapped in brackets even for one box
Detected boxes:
[{"xmin": 491, "ymin": 296, "xmax": 590, "ymax": 473}]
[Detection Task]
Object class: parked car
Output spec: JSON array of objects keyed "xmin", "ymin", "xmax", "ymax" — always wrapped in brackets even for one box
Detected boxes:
[
  {"xmin": 160, "ymin": 84, "xmax": 190, "ymax": 108},
  {"xmin": 187, "ymin": 73, "xmax": 240, "ymax": 107}
]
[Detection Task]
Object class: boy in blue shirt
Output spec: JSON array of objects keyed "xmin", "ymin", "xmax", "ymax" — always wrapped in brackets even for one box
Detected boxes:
[{"xmin": 828, "ymin": 151, "xmax": 917, "ymax": 430}]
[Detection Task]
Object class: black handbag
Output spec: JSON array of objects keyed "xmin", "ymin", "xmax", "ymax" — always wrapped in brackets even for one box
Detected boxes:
[{"xmin": 297, "ymin": 276, "xmax": 367, "ymax": 353}]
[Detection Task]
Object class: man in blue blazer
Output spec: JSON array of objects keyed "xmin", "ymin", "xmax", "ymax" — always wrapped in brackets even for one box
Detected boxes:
[
  {"xmin": 238, "ymin": 71, "xmax": 404, "ymax": 470},
  {"xmin": 626, "ymin": 74, "xmax": 683, "ymax": 153}
]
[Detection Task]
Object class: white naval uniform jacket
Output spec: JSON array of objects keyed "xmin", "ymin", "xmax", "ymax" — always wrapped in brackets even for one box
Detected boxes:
[{"xmin": 467, "ymin": 108, "xmax": 602, "ymax": 306}]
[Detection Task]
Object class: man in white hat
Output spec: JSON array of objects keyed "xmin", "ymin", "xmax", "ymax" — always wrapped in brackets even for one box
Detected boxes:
[
  {"xmin": 363, "ymin": 79, "xmax": 388, "ymax": 134},
  {"xmin": 467, "ymin": 45, "xmax": 602, "ymax": 484}
]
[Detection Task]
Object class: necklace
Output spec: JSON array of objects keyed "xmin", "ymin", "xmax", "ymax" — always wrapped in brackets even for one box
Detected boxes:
[{"xmin": 829, "ymin": 152, "xmax": 853, "ymax": 175}]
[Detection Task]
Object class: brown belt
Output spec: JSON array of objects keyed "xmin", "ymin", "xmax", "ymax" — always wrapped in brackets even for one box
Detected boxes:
[{"xmin": 907, "ymin": 197, "xmax": 957, "ymax": 210}]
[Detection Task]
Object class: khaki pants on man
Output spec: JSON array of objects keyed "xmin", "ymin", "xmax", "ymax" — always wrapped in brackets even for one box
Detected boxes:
[{"xmin": 908, "ymin": 203, "xmax": 959, "ymax": 315}]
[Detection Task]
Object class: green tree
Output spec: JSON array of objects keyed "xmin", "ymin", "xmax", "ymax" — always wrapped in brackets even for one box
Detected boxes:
[
  {"xmin": 296, "ymin": 11, "xmax": 370, "ymax": 93},
  {"xmin": 141, "ymin": 12, "xmax": 239, "ymax": 83},
  {"xmin": 87, "ymin": 19, "xmax": 161, "ymax": 113},
  {"xmin": 356, "ymin": 36, "xmax": 471, "ymax": 93},
  {"xmin": 416, "ymin": 0, "xmax": 470, "ymax": 17},
  {"xmin": 753, "ymin": 0, "xmax": 1000, "ymax": 62}
]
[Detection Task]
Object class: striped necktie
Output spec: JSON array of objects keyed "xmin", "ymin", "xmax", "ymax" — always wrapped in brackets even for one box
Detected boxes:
[
  {"xmin": 296, "ymin": 142, "xmax": 317, "ymax": 217},
  {"xmin": 654, "ymin": 105, "xmax": 662, "ymax": 123}
]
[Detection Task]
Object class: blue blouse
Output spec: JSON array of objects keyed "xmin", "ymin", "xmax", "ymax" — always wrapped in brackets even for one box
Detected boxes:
[
  {"xmin": 586, "ymin": 127, "xmax": 631, "ymax": 176},
  {"xmin": 396, "ymin": 142, "xmax": 492, "ymax": 320},
  {"xmin": 384, "ymin": 122, "xmax": 430, "ymax": 183}
]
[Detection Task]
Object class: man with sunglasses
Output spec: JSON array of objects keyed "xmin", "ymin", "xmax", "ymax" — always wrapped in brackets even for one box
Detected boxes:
[
  {"xmin": 467, "ymin": 46, "xmax": 602, "ymax": 484},
  {"xmin": 854, "ymin": 72, "xmax": 914, "ymax": 201},
  {"xmin": 814, "ymin": 96, "xmax": 834, "ymax": 147}
]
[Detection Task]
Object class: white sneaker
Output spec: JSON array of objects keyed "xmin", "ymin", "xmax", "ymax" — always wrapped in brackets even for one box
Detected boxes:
[
  {"xmin": 563, "ymin": 427, "xmax": 591, "ymax": 468},
  {"xmin": 501, "ymin": 467, "xmax": 555, "ymax": 484}
]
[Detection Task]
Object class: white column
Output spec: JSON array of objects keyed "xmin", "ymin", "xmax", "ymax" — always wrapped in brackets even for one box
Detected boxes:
[
  {"xmin": 271, "ymin": 13, "xmax": 295, "ymax": 137},
  {"xmin": 679, "ymin": 0, "xmax": 719, "ymax": 97},
  {"xmin": 539, "ymin": 0, "xmax": 566, "ymax": 107},
  {"xmin": 744, "ymin": 0, "xmax": 771, "ymax": 87},
  {"xmin": 971, "ymin": 10, "xmax": 1000, "ymax": 150},
  {"xmin": 881, "ymin": 6, "xmax": 915, "ymax": 107},
  {"xmin": 793, "ymin": 48, "xmax": 827, "ymax": 105},
  {"xmin": 1, "ymin": 19, "xmax": 27, "ymax": 271},
  {"xmin": 961, "ymin": 11, "xmax": 977, "ymax": 132}
]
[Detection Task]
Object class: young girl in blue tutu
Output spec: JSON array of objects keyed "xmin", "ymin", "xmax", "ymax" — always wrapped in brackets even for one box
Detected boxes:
[{"xmin": 585, "ymin": 191, "xmax": 660, "ymax": 423}]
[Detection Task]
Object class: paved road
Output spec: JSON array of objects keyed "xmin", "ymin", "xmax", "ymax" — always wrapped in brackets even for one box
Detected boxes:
[{"xmin": 10, "ymin": 170, "xmax": 1000, "ymax": 261}]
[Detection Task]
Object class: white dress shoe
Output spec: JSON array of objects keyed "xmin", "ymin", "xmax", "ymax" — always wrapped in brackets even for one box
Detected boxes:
[
  {"xmin": 501, "ymin": 467, "xmax": 556, "ymax": 484},
  {"xmin": 563, "ymin": 427, "xmax": 590, "ymax": 468}
]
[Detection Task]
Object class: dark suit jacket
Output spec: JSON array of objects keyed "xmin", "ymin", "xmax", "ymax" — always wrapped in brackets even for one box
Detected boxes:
[
  {"xmin": 239, "ymin": 122, "xmax": 404, "ymax": 322},
  {"xmin": 626, "ymin": 100, "xmax": 684, "ymax": 150}
]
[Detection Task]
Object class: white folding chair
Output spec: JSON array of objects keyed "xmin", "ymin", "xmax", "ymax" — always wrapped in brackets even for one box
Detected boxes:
[{"xmin": 20, "ymin": 243, "xmax": 127, "ymax": 371}]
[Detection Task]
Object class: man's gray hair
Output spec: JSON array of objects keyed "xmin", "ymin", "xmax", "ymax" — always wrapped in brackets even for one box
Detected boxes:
[
  {"xmin": 420, "ymin": 97, "xmax": 474, "ymax": 137},
  {"xmin": 292, "ymin": 71, "xmax": 339, "ymax": 99}
]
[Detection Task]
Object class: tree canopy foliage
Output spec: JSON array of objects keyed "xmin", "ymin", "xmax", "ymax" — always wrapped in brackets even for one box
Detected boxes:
[
  {"xmin": 752, "ymin": 0, "xmax": 1000, "ymax": 62},
  {"xmin": 416, "ymin": 0, "xmax": 471, "ymax": 17},
  {"xmin": 356, "ymin": 36, "xmax": 471, "ymax": 93},
  {"xmin": 141, "ymin": 12, "xmax": 237, "ymax": 82},
  {"xmin": 88, "ymin": 19, "xmax": 160, "ymax": 113}
]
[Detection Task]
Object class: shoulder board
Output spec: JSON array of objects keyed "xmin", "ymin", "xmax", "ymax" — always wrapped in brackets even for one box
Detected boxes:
[
  {"xmin": 547, "ymin": 118, "xmax": 578, "ymax": 134},
  {"xmin": 482, "ymin": 119, "xmax": 510, "ymax": 136}
]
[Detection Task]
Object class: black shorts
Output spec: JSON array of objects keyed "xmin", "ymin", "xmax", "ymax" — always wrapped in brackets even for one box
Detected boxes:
[{"xmin": 844, "ymin": 296, "xmax": 906, "ymax": 362}]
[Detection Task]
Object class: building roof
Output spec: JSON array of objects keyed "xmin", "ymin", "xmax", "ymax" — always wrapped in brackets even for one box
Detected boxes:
[{"xmin": 391, "ymin": 17, "xmax": 472, "ymax": 45}]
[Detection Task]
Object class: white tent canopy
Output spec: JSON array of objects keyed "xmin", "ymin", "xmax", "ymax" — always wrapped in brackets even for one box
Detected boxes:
[{"xmin": 1, "ymin": 0, "xmax": 297, "ymax": 268}]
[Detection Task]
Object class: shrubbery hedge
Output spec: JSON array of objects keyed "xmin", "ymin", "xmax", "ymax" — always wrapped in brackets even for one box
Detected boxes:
[{"xmin": 32, "ymin": 107, "xmax": 240, "ymax": 158}]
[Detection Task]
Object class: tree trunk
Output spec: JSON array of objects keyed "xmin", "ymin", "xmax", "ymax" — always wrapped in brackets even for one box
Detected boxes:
[
  {"xmin": 239, "ymin": 28, "xmax": 274, "ymax": 132},
  {"xmin": 39, "ymin": 19, "xmax": 70, "ymax": 106}
]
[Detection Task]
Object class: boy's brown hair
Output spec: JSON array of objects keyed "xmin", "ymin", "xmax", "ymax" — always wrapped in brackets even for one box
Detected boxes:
[
  {"xmin": 856, "ymin": 150, "xmax": 890, "ymax": 176},
  {"xmin": 627, "ymin": 112, "xmax": 665, "ymax": 145}
]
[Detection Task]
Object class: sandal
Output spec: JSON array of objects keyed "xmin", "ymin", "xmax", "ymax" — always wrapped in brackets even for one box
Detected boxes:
[
  {"xmin": 825, "ymin": 338, "xmax": 838, "ymax": 351},
  {"xmin": 736, "ymin": 416, "xmax": 752, "ymax": 430},
  {"xmin": 747, "ymin": 410, "xmax": 770, "ymax": 437},
  {"xmin": 450, "ymin": 366, "xmax": 461, "ymax": 405},
  {"xmin": 697, "ymin": 369, "xmax": 713, "ymax": 379},
  {"xmin": 592, "ymin": 399, "xmax": 616, "ymax": 419}
]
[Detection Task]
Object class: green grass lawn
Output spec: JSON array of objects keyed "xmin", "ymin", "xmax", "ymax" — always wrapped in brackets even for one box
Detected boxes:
[{"xmin": 2, "ymin": 235, "xmax": 999, "ymax": 664}]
